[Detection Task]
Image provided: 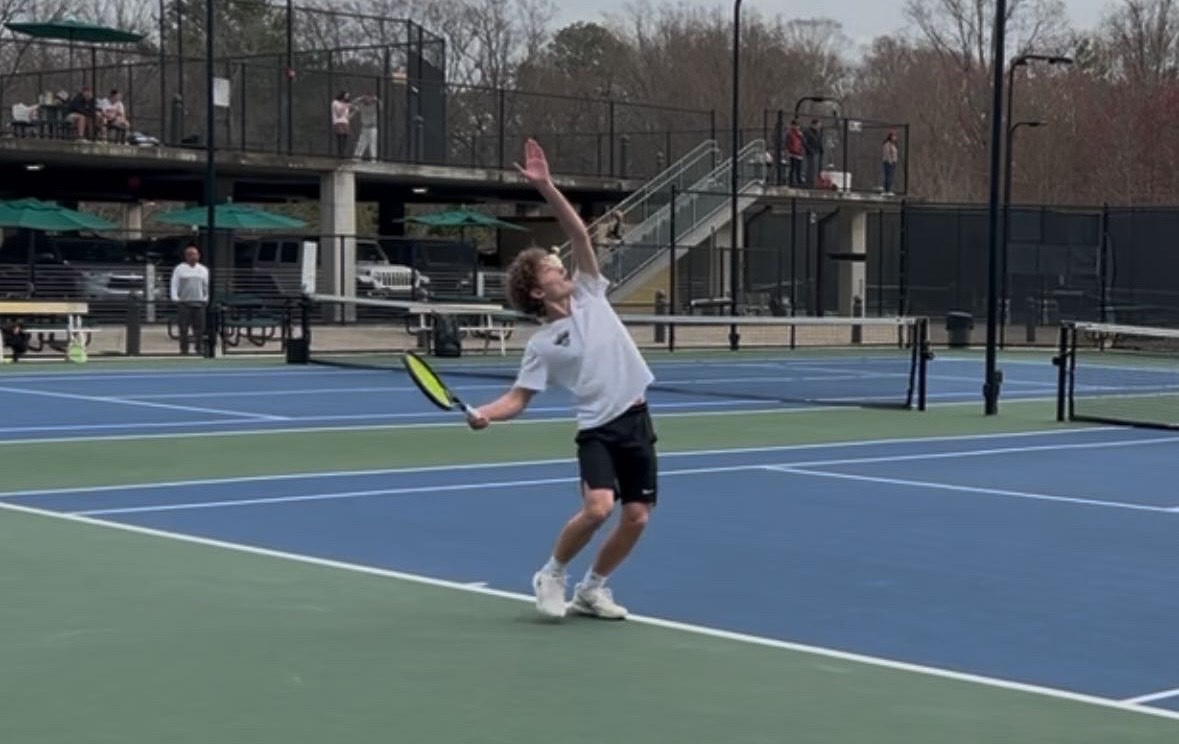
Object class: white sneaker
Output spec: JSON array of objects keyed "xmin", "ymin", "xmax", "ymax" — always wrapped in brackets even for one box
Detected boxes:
[
  {"xmin": 532, "ymin": 570, "xmax": 567, "ymax": 618},
  {"xmin": 569, "ymin": 583, "xmax": 628, "ymax": 620}
]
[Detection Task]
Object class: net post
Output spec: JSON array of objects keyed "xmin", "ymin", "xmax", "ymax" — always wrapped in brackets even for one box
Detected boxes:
[
  {"xmin": 1054, "ymin": 322, "xmax": 1070, "ymax": 422},
  {"xmin": 1066, "ymin": 321, "xmax": 1078, "ymax": 422},
  {"xmin": 669, "ymin": 183, "xmax": 678, "ymax": 352},
  {"xmin": 916, "ymin": 317, "xmax": 929, "ymax": 411}
]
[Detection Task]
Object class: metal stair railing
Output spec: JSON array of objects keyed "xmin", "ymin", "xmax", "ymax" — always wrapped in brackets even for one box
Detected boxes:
[
  {"xmin": 599, "ymin": 139, "xmax": 768, "ymax": 290},
  {"xmin": 555, "ymin": 139, "xmax": 721, "ymax": 263}
]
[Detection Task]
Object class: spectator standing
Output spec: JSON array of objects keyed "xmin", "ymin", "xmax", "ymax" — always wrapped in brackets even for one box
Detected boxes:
[
  {"xmin": 171, "ymin": 244, "xmax": 210, "ymax": 355},
  {"xmin": 352, "ymin": 94, "xmax": 380, "ymax": 161},
  {"xmin": 786, "ymin": 120, "xmax": 805, "ymax": 187},
  {"xmin": 804, "ymin": 119, "xmax": 823, "ymax": 187},
  {"xmin": 882, "ymin": 130, "xmax": 900, "ymax": 194},
  {"xmin": 331, "ymin": 92, "xmax": 353, "ymax": 157}
]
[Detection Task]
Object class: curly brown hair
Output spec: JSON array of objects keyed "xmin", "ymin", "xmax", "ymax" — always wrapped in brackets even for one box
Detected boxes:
[{"xmin": 506, "ymin": 246, "xmax": 552, "ymax": 317}]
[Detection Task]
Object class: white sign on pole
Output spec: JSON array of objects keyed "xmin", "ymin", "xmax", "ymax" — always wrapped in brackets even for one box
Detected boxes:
[
  {"xmin": 213, "ymin": 77, "xmax": 231, "ymax": 108},
  {"xmin": 301, "ymin": 240, "xmax": 319, "ymax": 295}
]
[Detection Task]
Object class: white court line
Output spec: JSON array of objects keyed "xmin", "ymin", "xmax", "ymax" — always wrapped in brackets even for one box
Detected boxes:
[
  {"xmin": 1, "ymin": 498, "xmax": 1176, "ymax": 723},
  {"xmin": 66, "ymin": 435, "xmax": 1179, "ymax": 516},
  {"xmin": 71, "ymin": 464, "xmax": 759, "ymax": 516},
  {"xmin": 752, "ymin": 434, "xmax": 1179, "ymax": 470},
  {"xmin": 0, "ymin": 398, "xmax": 819, "ymax": 439},
  {"xmin": 0, "ymin": 394, "xmax": 1068, "ymax": 447},
  {"xmin": 0, "ymin": 427, "xmax": 1125, "ymax": 499},
  {"xmin": 765, "ymin": 466, "xmax": 1173, "ymax": 514},
  {"xmin": 0, "ymin": 385, "xmax": 287, "ymax": 421},
  {"xmin": 75, "ymin": 451, "xmax": 1169, "ymax": 517},
  {"xmin": 121, "ymin": 372, "xmax": 899, "ymax": 399},
  {"xmin": 1123, "ymin": 688, "xmax": 1179, "ymax": 705}
]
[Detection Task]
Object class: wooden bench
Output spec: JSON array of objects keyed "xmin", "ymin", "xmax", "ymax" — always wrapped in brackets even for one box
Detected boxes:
[{"xmin": 0, "ymin": 300, "xmax": 92, "ymax": 363}]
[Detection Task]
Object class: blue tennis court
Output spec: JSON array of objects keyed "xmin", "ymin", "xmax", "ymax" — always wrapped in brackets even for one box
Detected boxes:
[
  {"xmin": 3, "ymin": 349, "xmax": 1178, "ymax": 742},
  {"xmin": 0, "ymin": 351, "xmax": 1067, "ymax": 442}
]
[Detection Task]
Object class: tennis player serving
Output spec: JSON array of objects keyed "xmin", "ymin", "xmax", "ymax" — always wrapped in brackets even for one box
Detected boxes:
[{"xmin": 466, "ymin": 138, "xmax": 657, "ymax": 620}]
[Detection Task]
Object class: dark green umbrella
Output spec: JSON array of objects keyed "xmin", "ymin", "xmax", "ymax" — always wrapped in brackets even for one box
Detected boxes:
[
  {"xmin": 5, "ymin": 19, "xmax": 145, "ymax": 43},
  {"xmin": 0, "ymin": 198, "xmax": 117, "ymax": 298},
  {"xmin": 5, "ymin": 19, "xmax": 146, "ymax": 89},
  {"xmin": 0, "ymin": 198, "xmax": 116, "ymax": 231},
  {"xmin": 153, "ymin": 203, "xmax": 306, "ymax": 230},
  {"xmin": 400, "ymin": 208, "xmax": 527, "ymax": 231}
]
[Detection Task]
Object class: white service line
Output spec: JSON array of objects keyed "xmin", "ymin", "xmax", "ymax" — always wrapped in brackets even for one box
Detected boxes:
[
  {"xmin": 71, "ymin": 464, "xmax": 761, "ymax": 516},
  {"xmin": 0, "ymin": 426, "xmax": 1126, "ymax": 499},
  {"xmin": 764, "ymin": 466, "xmax": 1173, "ymax": 514},
  {"xmin": 1122, "ymin": 687, "xmax": 1179, "ymax": 705},
  {"xmin": 0, "ymin": 385, "xmax": 286, "ymax": 421}
]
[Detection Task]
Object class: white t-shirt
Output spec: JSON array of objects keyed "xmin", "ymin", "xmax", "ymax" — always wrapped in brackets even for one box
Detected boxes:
[{"xmin": 514, "ymin": 271, "xmax": 654, "ymax": 430}]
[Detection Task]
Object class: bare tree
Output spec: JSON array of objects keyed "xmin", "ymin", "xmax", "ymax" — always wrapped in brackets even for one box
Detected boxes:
[{"xmin": 1100, "ymin": 0, "xmax": 1179, "ymax": 85}]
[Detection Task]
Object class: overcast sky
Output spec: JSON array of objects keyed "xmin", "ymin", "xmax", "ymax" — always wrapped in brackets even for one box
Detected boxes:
[{"xmin": 553, "ymin": 0, "xmax": 1116, "ymax": 50}]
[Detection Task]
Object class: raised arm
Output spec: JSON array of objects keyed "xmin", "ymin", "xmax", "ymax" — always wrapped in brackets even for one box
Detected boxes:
[{"xmin": 515, "ymin": 138, "xmax": 598, "ymax": 277}]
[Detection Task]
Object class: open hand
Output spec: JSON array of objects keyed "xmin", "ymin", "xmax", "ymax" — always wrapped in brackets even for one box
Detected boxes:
[{"xmin": 513, "ymin": 137, "xmax": 551, "ymax": 185}]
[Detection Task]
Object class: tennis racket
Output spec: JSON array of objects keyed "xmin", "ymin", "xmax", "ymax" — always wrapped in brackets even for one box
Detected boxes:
[{"xmin": 402, "ymin": 351, "xmax": 477, "ymax": 418}]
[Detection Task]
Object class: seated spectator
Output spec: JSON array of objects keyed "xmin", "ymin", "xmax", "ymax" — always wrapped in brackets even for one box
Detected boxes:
[
  {"xmin": 1, "ymin": 320, "xmax": 29, "ymax": 362},
  {"xmin": 100, "ymin": 89, "xmax": 129, "ymax": 139},
  {"xmin": 65, "ymin": 86, "xmax": 96, "ymax": 139}
]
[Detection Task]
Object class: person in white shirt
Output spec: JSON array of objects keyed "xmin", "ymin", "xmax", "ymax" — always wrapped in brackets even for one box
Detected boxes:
[
  {"xmin": 467, "ymin": 138, "xmax": 657, "ymax": 621},
  {"xmin": 100, "ymin": 89, "xmax": 129, "ymax": 139},
  {"xmin": 170, "ymin": 244, "xmax": 210, "ymax": 355}
]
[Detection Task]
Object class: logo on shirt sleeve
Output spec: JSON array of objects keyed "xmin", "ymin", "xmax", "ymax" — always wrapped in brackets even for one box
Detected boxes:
[{"xmin": 554, "ymin": 330, "xmax": 571, "ymax": 346}]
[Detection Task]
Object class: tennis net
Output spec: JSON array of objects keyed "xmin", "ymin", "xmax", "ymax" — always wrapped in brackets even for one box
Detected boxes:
[
  {"xmin": 296, "ymin": 294, "xmax": 931, "ymax": 410},
  {"xmin": 1057, "ymin": 321, "xmax": 1179, "ymax": 429}
]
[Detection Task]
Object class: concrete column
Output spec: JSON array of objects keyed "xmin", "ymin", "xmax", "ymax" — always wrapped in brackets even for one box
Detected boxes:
[
  {"xmin": 320, "ymin": 168, "xmax": 357, "ymax": 320},
  {"xmin": 836, "ymin": 209, "xmax": 868, "ymax": 316},
  {"xmin": 712, "ymin": 218, "xmax": 744, "ymax": 304},
  {"xmin": 120, "ymin": 203, "xmax": 144, "ymax": 239}
]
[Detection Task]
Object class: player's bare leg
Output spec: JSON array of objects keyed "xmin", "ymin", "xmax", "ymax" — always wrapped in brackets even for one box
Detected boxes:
[
  {"xmin": 569, "ymin": 502, "xmax": 648, "ymax": 619},
  {"xmin": 532, "ymin": 487, "xmax": 614, "ymax": 618}
]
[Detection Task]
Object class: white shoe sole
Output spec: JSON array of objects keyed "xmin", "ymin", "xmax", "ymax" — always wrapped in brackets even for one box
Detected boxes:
[{"xmin": 569, "ymin": 598, "xmax": 627, "ymax": 620}]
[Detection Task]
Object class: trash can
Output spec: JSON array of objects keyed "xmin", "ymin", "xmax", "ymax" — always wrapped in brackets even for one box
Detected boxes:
[
  {"xmin": 286, "ymin": 336, "xmax": 309, "ymax": 364},
  {"xmin": 432, "ymin": 314, "xmax": 462, "ymax": 357},
  {"xmin": 946, "ymin": 311, "xmax": 973, "ymax": 348}
]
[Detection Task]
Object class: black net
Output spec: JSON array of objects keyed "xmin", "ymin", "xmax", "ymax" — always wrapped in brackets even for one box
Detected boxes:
[
  {"xmin": 1060, "ymin": 321, "xmax": 1179, "ymax": 429},
  {"xmin": 298, "ymin": 294, "xmax": 930, "ymax": 410}
]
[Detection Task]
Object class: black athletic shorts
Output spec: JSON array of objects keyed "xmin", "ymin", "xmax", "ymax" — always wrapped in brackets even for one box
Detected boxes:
[{"xmin": 574, "ymin": 402, "xmax": 658, "ymax": 505}]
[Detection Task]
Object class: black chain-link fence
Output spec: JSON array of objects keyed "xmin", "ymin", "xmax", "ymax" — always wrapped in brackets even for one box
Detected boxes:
[{"xmin": 608, "ymin": 197, "xmax": 1179, "ymax": 347}]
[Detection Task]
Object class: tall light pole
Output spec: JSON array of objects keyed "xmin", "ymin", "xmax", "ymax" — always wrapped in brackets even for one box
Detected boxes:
[
  {"xmin": 729, "ymin": 0, "xmax": 743, "ymax": 350},
  {"xmin": 1001, "ymin": 119, "xmax": 1044, "ymax": 347},
  {"xmin": 983, "ymin": 0, "xmax": 1008, "ymax": 415},
  {"xmin": 204, "ymin": 0, "xmax": 218, "ymax": 357},
  {"xmin": 1000, "ymin": 53, "xmax": 1072, "ymax": 345},
  {"xmin": 286, "ymin": 0, "xmax": 294, "ymax": 154}
]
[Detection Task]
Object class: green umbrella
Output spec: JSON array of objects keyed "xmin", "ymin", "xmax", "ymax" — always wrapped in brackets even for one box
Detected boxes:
[
  {"xmin": 5, "ymin": 19, "xmax": 145, "ymax": 43},
  {"xmin": 153, "ymin": 203, "xmax": 306, "ymax": 230},
  {"xmin": 5, "ymin": 19, "xmax": 146, "ymax": 89},
  {"xmin": 400, "ymin": 209, "xmax": 527, "ymax": 231},
  {"xmin": 0, "ymin": 198, "xmax": 116, "ymax": 231}
]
